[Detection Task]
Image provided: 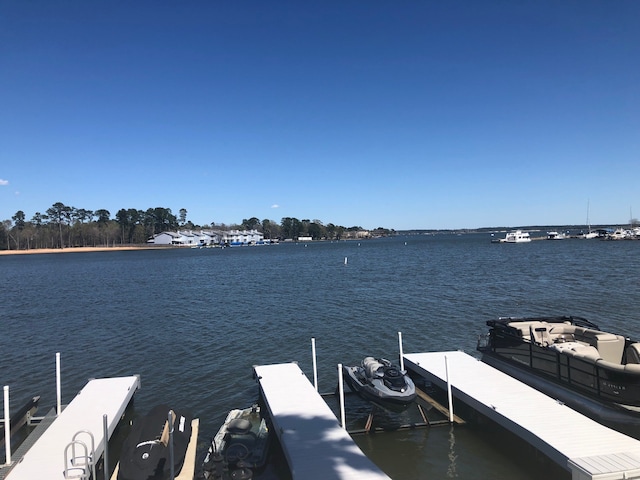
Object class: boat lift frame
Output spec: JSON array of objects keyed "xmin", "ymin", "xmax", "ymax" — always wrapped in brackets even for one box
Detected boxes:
[
  {"xmin": 2, "ymin": 352, "xmax": 65, "ymax": 467},
  {"xmin": 308, "ymin": 333, "xmax": 464, "ymax": 436}
]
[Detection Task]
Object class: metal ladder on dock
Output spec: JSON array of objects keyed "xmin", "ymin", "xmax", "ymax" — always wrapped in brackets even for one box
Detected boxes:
[{"xmin": 63, "ymin": 430, "xmax": 96, "ymax": 480}]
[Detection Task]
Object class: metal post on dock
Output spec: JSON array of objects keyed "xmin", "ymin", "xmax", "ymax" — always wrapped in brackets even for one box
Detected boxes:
[
  {"xmin": 311, "ymin": 337, "xmax": 318, "ymax": 391},
  {"xmin": 102, "ymin": 414, "xmax": 109, "ymax": 480},
  {"xmin": 337, "ymin": 364, "xmax": 346, "ymax": 430},
  {"xmin": 56, "ymin": 352, "xmax": 62, "ymax": 416},
  {"xmin": 444, "ymin": 355, "xmax": 454, "ymax": 423},
  {"xmin": 398, "ymin": 331, "xmax": 405, "ymax": 371},
  {"xmin": 168, "ymin": 410, "xmax": 175, "ymax": 480},
  {"xmin": 3, "ymin": 385, "xmax": 11, "ymax": 465}
]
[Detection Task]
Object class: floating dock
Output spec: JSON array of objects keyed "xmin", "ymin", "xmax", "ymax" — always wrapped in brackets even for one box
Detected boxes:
[
  {"xmin": 404, "ymin": 351, "xmax": 640, "ymax": 480},
  {"xmin": 254, "ymin": 362, "xmax": 391, "ymax": 480},
  {"xmin": 5, "ymin": 375, "xmax": 140, "ymax": 480}
]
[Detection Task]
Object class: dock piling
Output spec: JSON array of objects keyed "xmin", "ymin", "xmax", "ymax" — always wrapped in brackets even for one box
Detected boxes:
[
  {"xmin": 445, "ymin": 355, "xmax": 454, "ymax": 423},
  {"xmin": 3, "ymin": 385, "xmax": 10, "ymax": 465},
  {"xmin": 337, "ymin": 364, "xmax": 346, "ymax": 429},
  {"xmin": 311, "ymin": 338, "xmax": 318, "ymax": 391},
  {"xmin": 102, "ymin": 414, "xmax": 109, "ymax": 480},
  {"xmin": 56, "ymin": 352, "xmax": 62, "ymax": 416},
  {"xmin": 168, "ymin": 410, "xmax": 175, "ymax": 480},
  {"xmin": 398, "ymin": 331, "xmax": 404, "ymax": 371}
]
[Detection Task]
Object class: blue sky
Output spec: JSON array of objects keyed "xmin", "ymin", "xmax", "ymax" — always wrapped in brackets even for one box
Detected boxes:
[{"xmin": 1, "ymin": 2, "xmax": 638, "ymax": 230}]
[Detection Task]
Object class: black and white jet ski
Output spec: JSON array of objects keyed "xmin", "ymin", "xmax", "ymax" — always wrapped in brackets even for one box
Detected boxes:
[{"xmin": 342, "ymin": 357, "xmax": 416, "ymax": 412}]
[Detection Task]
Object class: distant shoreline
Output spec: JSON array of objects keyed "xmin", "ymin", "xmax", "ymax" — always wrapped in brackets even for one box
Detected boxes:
[{"xmin": 0, "ymin": 245, "xmax": 174, "ymax": 256}]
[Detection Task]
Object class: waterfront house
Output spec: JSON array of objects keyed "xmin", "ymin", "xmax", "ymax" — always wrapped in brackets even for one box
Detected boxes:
[
  {"xmin": 222, "ymin": 229, "xmax": 264, "ymax": 245},
  {"xmin": 148, "ymin": 231, "xmax": 184, "ymax": 245},
  {"xmin": 148, "ymin": 230, "xmax": 222, "ymax": 246}
]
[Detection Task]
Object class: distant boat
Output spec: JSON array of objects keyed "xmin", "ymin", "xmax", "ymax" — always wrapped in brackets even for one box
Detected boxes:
[
  {"xmin": 546, "ymin": 231, "xmax": 567, "ymax": 240},
  {"xmin": 492, "ymin": 230, "xmax": 531, "ymax": 243},
  {"xmin": 607, "ymin": 228, "xmax": 630, "ymax": 240},
  {"xmin": 580, "ymin": 200, "xmax": 599, "ymax": 239},
  {"xmin": 578, "ymin": 231, "xmax": 599, "ymax": 239}
]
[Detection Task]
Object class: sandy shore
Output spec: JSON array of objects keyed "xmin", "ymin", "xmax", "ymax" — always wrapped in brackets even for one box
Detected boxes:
[{"xmin": 0, "ymin": 245, "xmax": 174, "ymax": 256}]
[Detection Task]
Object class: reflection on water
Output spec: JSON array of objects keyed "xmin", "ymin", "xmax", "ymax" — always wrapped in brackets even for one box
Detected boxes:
[
  {"xmin": 447, "ymin": 426, "xmax": 457, "ymax": 478},
  {"xmin": 2, "ymin": 234, "xmax": 639, "ymax": 479}
]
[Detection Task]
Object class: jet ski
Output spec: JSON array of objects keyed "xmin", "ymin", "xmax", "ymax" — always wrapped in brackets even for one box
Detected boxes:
[{"xmin": 342, "ymin": 357, "xmax": 416, "ymax": 412}]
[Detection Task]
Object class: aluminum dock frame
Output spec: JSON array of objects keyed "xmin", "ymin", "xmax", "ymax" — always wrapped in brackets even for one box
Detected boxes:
[{"xmin": 404, "ymin": 351, "xmax": 640, "ymax": 480}]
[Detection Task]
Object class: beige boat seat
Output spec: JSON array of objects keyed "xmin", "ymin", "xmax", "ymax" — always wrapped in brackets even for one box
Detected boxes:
[
  {"xmin": 564, "ymin": 344, "xmax": 601, "ymax": 362},
  {"xmin": 547, "ymin": 325, "xmax": 624, "ymax": 363},
  {"xmin": 626, "ymin": 343, "xmax": 640, "ymax": 364},
  {"xmin": 548, "ymin": 325, "xmax": 577, "ymax": 343},
  {"xmin": 577, "ymin": 329, "xmax": 625, "ymax": 363},
  {"xmin": 508, "ymin": 321, "xmax": 550, "ymax": 342}
]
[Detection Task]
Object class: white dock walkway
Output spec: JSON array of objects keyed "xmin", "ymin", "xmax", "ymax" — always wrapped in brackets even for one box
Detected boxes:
[
  {"xmin": 6, "ymin": 375, "xmax": 140, "ymax": 480},
  {"xmin": 254, "ymin": 362, "xmax": 390, "ymax": 480},
  {"xmin": 404, "ymin": 351, "xmax": 640, "ymax": 480}
]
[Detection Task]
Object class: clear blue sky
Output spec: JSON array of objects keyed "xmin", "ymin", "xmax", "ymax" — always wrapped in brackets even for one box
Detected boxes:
[{"xmin": 1, "ymin": 1, "xmax": 638, "ymax": 230}]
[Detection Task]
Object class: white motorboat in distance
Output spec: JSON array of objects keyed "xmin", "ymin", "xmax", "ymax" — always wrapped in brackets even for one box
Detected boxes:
[
  {"xmin": 546, "ymin": 231, "xmax": 567, "ymax": 240},
  {"xmin": 492, "ymin": 230, "xmax": 531, "ymax": 243}
]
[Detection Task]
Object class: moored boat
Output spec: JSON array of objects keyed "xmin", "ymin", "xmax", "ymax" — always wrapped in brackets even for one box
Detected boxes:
[
  {"xmin": 201, "ymin": 404, "xmax": 270, "ymax": 480},
  {"xmin": 477, "ymin": 316, "xmax": 640, "ymax": 425},
  {"xmin": 491, "ymin": 230, "xmax": 531, "ymax": 243},
  {"xmin": 117, "ymin": 405, "xmax": 194, "ymax": 480},
  {"xmin": 546, "ymin": 231, "xmax": 567, "ymax": 240},
  {"xmin": 342, "ymin": 357, "xmax": 416, "ymax": 412}
]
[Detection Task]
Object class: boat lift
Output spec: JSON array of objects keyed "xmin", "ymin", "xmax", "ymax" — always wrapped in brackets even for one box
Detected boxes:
[
  {"xmin": 1, "ymin": 352, "xmax": 65, "ymax": 468},
  {"xmin": 309, "ymin": 333, "xmax": 465, "ymax": 435}
]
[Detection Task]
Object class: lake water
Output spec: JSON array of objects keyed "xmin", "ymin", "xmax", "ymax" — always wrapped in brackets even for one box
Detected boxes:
[{"xmin": 2, "ymin": 234, "xmax": 639, "ymax": 479}]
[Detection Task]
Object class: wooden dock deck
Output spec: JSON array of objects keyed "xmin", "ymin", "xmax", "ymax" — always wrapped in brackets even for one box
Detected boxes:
[
  {"xmin": 5, "ymin": 375, "xmax": 140, "ymax": 480},
  {"xmin": 254, "ymin": 362, "xmax": 391, "ymax": 480},
  {"xmin": 404, "ymin": 351, "xmax": 640, "ymax": 480}
]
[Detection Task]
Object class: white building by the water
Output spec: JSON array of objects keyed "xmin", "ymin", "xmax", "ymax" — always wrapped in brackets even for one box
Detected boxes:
[
  {"xmin": 222, "ymin": 229, "xmax": 264, "ymax": 245},
  {"xmin": 148, "ymin": 230, "xmax": 221, "ymax": 246},
  {"xmin": 148, "ymin": 229, "xmax": 264, "ymax": 246}
]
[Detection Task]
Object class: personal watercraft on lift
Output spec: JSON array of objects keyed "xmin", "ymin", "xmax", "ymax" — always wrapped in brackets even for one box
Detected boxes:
[{"xmin": 342, "ymin": 357, "xmax": 416, "ymax": 412}]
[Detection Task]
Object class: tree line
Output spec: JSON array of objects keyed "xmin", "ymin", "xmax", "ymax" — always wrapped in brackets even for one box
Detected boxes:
[{"xmin": 0, "ymin": 202, "xmax": 392, "ymax": 250}]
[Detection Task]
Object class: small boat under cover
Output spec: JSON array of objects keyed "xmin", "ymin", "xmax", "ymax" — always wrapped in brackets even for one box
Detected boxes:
[
  {"xmin": 118, "ymin": 404, "xmax": 193, "ymax": 480},
  {"xmin": 201, "ymin": 404, "xmax": 270, "ymax": 480},
  {"xmin": 342, "ymin": 357, "xmax": 416, "ymax": 412}
]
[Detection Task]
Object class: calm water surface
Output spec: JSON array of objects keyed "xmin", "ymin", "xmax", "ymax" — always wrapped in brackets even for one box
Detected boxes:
[{"xmin": 2, "ymin": 234, "xmax": 639, "ymax": 479}]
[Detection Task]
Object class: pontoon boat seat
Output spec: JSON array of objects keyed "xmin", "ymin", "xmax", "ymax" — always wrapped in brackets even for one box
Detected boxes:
[{"xmin": 626, "ymin": 343, "xmax": 640, "ymax": 364}]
